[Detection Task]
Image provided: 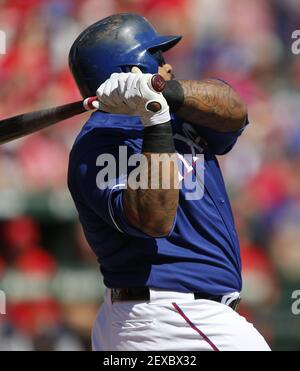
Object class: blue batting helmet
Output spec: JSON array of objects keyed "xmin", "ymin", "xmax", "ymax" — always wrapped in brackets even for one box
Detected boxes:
[{"xmin": 69, "ymin": 13, "xmax": 182, "ymax": 97}]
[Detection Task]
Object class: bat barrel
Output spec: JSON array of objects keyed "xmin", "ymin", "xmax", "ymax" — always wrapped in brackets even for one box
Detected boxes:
[{"xmin": 0, "ymin": 101, "xmax": 86, "ymax": 145}]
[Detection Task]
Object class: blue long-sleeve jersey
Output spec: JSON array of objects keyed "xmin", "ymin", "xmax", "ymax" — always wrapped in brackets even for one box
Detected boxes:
[{"xmin": 68, "ymin": 112, "xmax": 247, "ymax": 294}]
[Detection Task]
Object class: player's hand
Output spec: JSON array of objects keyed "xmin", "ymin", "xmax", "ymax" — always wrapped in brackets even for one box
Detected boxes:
[{"xmin": 94, "ymin": 71, "xmax": 170, "ymax": 127}]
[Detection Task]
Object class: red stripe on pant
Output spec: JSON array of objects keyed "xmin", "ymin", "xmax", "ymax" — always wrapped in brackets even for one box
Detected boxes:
[{"xmin": 172, "ymin": 302, "xmax": 219, "ymax": 351}]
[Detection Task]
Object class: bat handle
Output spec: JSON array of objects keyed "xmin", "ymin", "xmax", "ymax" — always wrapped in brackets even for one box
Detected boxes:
[
  {"xmin": 149, "ymin": 74, "xmax": 166, "ymax": 93},
  {"xmin": 83, "ymin": 74, "xmax": 166, "ymax": 112},
  {"xmin": 83, "ymin": 96, "xmax": 99, "ymax": 111},
  {"xmin": 131, "ymin": 67, "xmax": 166, "ymax": 93}
]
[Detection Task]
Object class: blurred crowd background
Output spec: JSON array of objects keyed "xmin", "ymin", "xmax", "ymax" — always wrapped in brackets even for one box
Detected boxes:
[{"xmin": 0, "ymin": 0, "xmax": 300, "ymax": 351}]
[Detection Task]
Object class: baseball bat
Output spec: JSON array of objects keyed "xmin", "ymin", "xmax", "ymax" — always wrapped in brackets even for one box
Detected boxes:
[{"xmin": 0, "ymin": 74, "xmax": 165, "ymax": 145}]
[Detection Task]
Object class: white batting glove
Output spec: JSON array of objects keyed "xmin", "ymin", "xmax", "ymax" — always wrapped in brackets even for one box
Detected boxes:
[{"xmin": 94, "ymin": 72, "xmax": 170, "ymax": 127}]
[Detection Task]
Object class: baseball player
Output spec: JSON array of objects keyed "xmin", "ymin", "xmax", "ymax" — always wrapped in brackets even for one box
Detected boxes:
[{"xmin": 68, "ymin": 13, "xmax": 271, "ymax": 351}]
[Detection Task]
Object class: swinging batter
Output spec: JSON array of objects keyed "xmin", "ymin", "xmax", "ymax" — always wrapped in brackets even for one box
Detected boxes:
[{"xmin": 68, "ymin": 13, "xmax": 270, "ymax": 351}]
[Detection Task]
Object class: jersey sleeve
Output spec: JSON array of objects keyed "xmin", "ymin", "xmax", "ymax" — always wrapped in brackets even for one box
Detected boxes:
[
  {"xmin": 194, "ymin": 78, "xmax": 248, "ymax": 155},
  {"xmin": 194, "ymin": 116, "xmax": 249, "ymax": 155},
  {"xmin": 69, "ymin": 136, "xmax": 176, "ymax": 239}
]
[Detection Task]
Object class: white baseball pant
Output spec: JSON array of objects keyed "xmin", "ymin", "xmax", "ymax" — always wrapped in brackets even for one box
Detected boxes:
[{"xmin": 92, "ymin": 288, "xmax": 271, "ymax": 351}]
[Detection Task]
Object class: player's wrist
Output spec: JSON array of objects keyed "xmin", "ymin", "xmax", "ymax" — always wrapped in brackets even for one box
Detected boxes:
[
  {"xmin": 142, "ymin": 121, "xmax": 175, "ymax": 153},
  {"xmin": 162, "ymin": 80, "xmax": 185, "ymax": 113}
]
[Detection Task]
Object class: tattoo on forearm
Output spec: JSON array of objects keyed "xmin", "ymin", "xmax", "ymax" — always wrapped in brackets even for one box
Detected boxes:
[
  {"xmin": 177, "ymin": 79, "xmax": 247, "ymax": 132},
  {"xmin": 124, "ymin": 153, "xmax": 179, "ymax": 237}
]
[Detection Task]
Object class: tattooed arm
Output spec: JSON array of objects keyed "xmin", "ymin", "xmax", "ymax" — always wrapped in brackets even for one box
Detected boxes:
[
  {"xmin": 124, "ymin": 151, "xmax": 179, "ymax": 238},
  {"xmin": 164, "ymin": 79, "xmax": 248, "ymax": 133},
  {"xmin": 123, "ymin": 79, "xmax": 246, "ymax": 236},
  {"xmin": 94, "ymin": 72, "xmax": 179, "ymax": 238}
]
